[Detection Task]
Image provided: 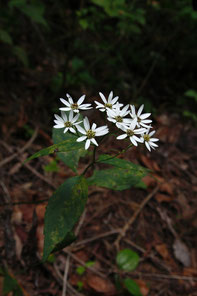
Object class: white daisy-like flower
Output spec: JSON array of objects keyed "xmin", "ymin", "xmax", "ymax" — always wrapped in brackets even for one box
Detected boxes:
[
  {"xmin": 130, "ymin": 104, "xmax": 152, "ymax": 128},
  {"xmin": 141, "ymin": 129, "xmax": 159, "ymax": 152},
  {"xmin": 59, "ymin": 93, "xmax": 92, "ymax": 113},
  {"xmin": 76, "ymin": 117, "xmax": 109, "ymax": 150},
  {"xmin": 53, "ymin": 110, "xmax": 82, "ymax": 134},
  {"xmin": 117, "ymin": 118, "xmax": 146, "ymax": 146},
  {"xmin": 95, "ymin": 91, "xmax": 119, "ymax": 112},
  {"xmin": 107, "ymin": 103, "xmax": 131, "ymax": 128}
]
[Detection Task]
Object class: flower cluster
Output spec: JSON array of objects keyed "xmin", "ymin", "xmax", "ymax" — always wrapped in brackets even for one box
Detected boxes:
[{"xmin": 54, "ymin": 92, "xmax": 159, "ymax": 151}]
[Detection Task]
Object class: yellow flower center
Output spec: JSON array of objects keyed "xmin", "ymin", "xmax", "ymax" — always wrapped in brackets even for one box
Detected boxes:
[
  {"xmin": 144, "ymin": 135, "xmax": 150, "ymax": 142},
  {"xmin": 127, "ymin": 129, "xmax": 134, "ymax": 137},
  {"xmin": 64, "ymin": 121, "xmax": 72, "ymax": 127},
  {"xmin": 115, "ymin": 116, "xmax": 123, "ymax": 122},
  {"xmin": 71, "ymin": 103, "xmax": 78, "ymax": 110},
  {"xmin": 105, "ymin": 103, "xmax": 112, "ymax": 109},
  {"xmin": 86, "ymin": 130, "xmax": 95, "ymax": 139}
]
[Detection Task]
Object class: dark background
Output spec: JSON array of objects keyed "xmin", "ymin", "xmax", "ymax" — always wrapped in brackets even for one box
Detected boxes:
[{"xmin": 1, "ymin": 1, "xmax": 197, "ymax": 295}]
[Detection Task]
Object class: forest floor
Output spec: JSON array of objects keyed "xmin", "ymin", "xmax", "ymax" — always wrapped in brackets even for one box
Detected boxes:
[{"xmin": 0, "ymin": 100, "xmax": 197, "ymax": 296}]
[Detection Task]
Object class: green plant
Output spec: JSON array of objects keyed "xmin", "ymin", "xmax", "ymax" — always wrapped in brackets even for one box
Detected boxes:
[
  {"xmin": 26, "ymin": 92, "xmax": 158, "ymax": 261},
  {"xmin": 116, "ymin": 248, "xmax": 142, "ymax": 296}
]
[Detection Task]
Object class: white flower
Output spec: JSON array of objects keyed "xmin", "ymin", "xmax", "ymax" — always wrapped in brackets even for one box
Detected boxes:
[
  {"xmin": 53, "ymin": 110, "xmax": 82, "ymax": 134},
  {"xmin": 141, "ymin": 129, "xmax": 159, "ymax": 152},
  {"xmin": 95, "ymin": 91, "xmax": 119, "ymax": 112},
  {"xmin": 130, "ymin": 104, "xmax": 152, "ymax": 128},
  {"xmin": 76, "ymin": 117, "xmax": 109, "ymax": 150},
  {"xmin": 107, "ymin": 103, "xmax": 131, "ymax": 128},
  {"xmin": 117, "ymin": 118, "xmax": 146, "ymax": 146},
  {"xmin": 59, "ymin": 93, "xmax": 92, "ymax": 113}
]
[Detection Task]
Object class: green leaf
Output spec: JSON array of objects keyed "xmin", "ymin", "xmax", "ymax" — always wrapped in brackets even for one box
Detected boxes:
[
  {"xmin": 88, "ymin": 155, "xmax": 147, "ymax": 191},
  {"xmin": 26, "ymin": 138, "xmax": 84, "ymax": 162},
  {"xmin": 185, "ymin": 89, "xmax": 197, "ymax": 102},
  {"xmin": 43, "ymin": 159, "xmax": 59, "ymax": 172},
  {"xmin": 21, "ymin": 4, "xmax": 48, "ymax": 27},
  {"xmin": 123, "ymin": 278, "xmax": 142, "ymax": 296},
  {"xmin": 9, "ymin": 0, "xmax": 26, "ymax": 9},
  {"xmin": 0, "ymin": 29, "xmax": 13, "ymax": 45},
  {"xmin": 12, "ymin": 46, "xmax": 29, "ymax": 67},
  {"xmin": 88, "ymin": 167, "xmax": 146, "ymax": 190},
  {"xmin": 3, "ymin": 272, "xmax": 23, "ymax": 296},
  {"xmin": 98, "ymin": 154, "xmax": 147, "ymax": 171},
  {"xmin": 116, "ymin": 249, "xmax": 139, "ymax": 271},
  {"xmin": 52, "ymin": 128, "xmax": 87, "ymax": 173},
  {"xmin": 43, "ymin": 176, "xmax": 88, "ymax": 261},
  {"xmin": 76, "ymin": 266, "xmax": 86, "ymax": 275}
]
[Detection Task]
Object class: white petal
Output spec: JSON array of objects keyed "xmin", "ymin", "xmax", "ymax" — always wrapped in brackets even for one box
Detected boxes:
[
  {"xmin": 54, "ymin": 124, "xmax": 64, "ymax": 129},
  {"xmin": 150, "ymin": 142, "xmax": 158, "ymax": 147},
  {"xmin": 149, "ymin": 130, "xmax": 156, "ymax": 137},
  {"xmin": 64, "ymin": 128, "xmax": 68, "ymax": 133},
  {"xmin": 92, "ymin": 123, "xmax": 97, "ymax": 130},
  {"xmin": 60, "ymin": 98, "xmax": 70, "ymax": 107},
  {"xmin": 137, "ymin": 104, "xmax": 144, "ymax": 116},
  {"xmin": 69, "ymin": 110, "xmax": 74, "ymax": 121},
  {"xmin": 72, "ymin": 113, "xmax": 79, "ymax": 122},
  {"xmin": 91, "ymin": 138, "xmax": 98, "ymax": 146},
  {"xmin": 95, "ymin": 126, "xmax": 108, "ymax": 132},
  {"xmin": 108, "ymin": 91, "xmax": 113, "ymax": 103},
  {"xmin": 140, "ymin": 113, "xmax": 151, "ymax": 119},
  {"xmin": 150, "ymin": 138, "xmax": 159, "ymax": 142},
  {"xmin": 54, "ymin": 114, "xmax": 64, "ymax": 122},
  {"xmin": 107, "ymin": 117, "xmax": 116, "ymax": 123},
  {"xmin": 59, "ymin": 107, "xmax": 71, "ymax": 111},
  {"xmin": 66, "ymin": 93, "xmax": 73, "ymax": 104},
  {"xmin": 129, "ymin": 118, "xmax": 137, "ymax": 130},
  {"xmin": 84, "ymin": 117, "xmax": 90, "ymax": 130},
  {"xmin": 77, "ymin": 136, "xmax": 87, "ymax": 142},
  {"xmin": 85, "ymin": 139, "xmax": 91, "ymax": 150},
  {"xmin": 142, "ymin": 119, "xmax": 152, "ymax": 124},
  {"xmin": 145, "ymin": 141, "xmax": 151, "ymax": 151},
  {"xmin": 77, "ymin": 95, "xmax": 85, "ymax": 105},
  {"xmin": 95, "ymin": 101, "xmax": 104, "ymax": 108},
  {"xmin": 69, "ymin": 127, "xmax": 76, "ymax": 133},
  {"xmin": 61, "ymin": 111, "xmax": 67, "ymax": 121},
  {"xmin": 130, "ymin": 105, "xmax": 136, "ymax": 117},
  {"xmin": 133, "ymin": 135, "xmax": 142, "ymax": 142},
  {"xmin": 130, "ymin": 137, "xmax": 138, "ymax": 146},
  {"xmin": 79, "ymin": 104, "xmax": 92, "ymax": 110},
  {"xmin": 111, "ymin": 96, "xmax": 119, "ymax": 105},
  {"xmin": 117, "ymin": 134, "xmax": 127, "ymax": 140},
  {"xmin": 99, "ymin": 92, "xmax": 107, "ymax": 104},
  {"xmin": 96, "ymin": 129, "xmax": 109, "ymax": 136},
  {"xmin": 77, "ymin": 125, "xmax": 86, "ymax": 135},
  {"xmin": 120, "ymin": 104, "xmax": 129, "ymax": 116}
]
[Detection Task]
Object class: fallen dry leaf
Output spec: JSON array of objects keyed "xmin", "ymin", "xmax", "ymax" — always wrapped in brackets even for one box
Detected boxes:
[
  {"xmin": 155, "ymin": 193, "xmax": 173, "ymax": 203},
  {"xmin": 86, "ymin": 274, "xmax": 116, "ymax": 294},
  {"xmin": 142, "ymin": 175, "xmax": 157, "ymax": 188},
  {"xmin": 173, "ymin": 239, "xmax": 191, "ymax": 267},
  {"xmin": 140, "ymin": 155, "xmax": 160, "ymax": 172},
  {"xmin": 135, "ymin": 279, "xmax": 149, "ymax": 296},
  {"xmin": 155, "ymin": 243, "xmax": 171, "ymax": 260},
  {"xmin": 159, "ymin": 182, "xmax": 174, "ymax": 195}
]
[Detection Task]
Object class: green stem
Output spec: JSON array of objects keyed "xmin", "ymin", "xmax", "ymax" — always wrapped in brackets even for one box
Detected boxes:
[{"xmin": 81, "ymin": 145, "xmax": 97, "ymax": 176}]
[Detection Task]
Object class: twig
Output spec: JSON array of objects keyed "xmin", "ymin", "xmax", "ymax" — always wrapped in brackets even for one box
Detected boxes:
[
  {"xmin": 119, "ymin": 271, "xmax": 197, "ymax": 282},
  {"xmin": 0, "ymin": 198, "xmax": 49, "ymax": 207},
  {"xmin": 115, "ymin": 185, "xmax": 160, "ymax": 249},
  {"xmin": 24, "ymin": 162, "xmax": 56, "ymax": 189},
  {"xmin": 0, "ymin": 127, "xmax": 38, "ymax": 168},
  {"xmin": 74, "ymin": 229, "xmax": 121, "ymax": 247},
  {"xmin": 61, "ymin": 209, "xmax": 87, "ymax": 295},
  {"xmin": 62, "ymin": 255, "xmax": 70, "ymax": 296}
]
